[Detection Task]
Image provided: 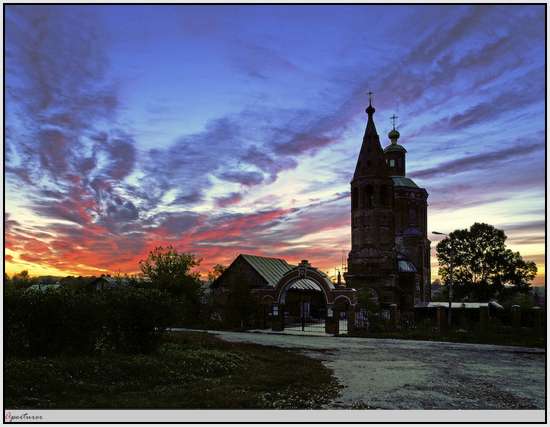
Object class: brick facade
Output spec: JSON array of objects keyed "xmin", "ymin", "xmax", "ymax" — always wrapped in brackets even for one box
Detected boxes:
[{"xmin": 345, "ymin": 101, "xmax": 430, "ymax": 312}]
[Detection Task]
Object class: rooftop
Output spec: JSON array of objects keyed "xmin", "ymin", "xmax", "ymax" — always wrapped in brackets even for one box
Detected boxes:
[
  {"xmin": 240, "ymin": 254, "xmax": 294, "ymax": 287},
  {"xmin": 391, "ymin": 176, "xmax": 419, "ymax": 188},
  {"xmin": 384, "ymin": 143, "xmax": 407, "ymax": 153}
]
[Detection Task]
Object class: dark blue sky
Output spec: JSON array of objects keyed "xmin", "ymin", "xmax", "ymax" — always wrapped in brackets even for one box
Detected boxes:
[{"xmin": 5, "ymin": 5, "xmax": 546, "ymax": 283}]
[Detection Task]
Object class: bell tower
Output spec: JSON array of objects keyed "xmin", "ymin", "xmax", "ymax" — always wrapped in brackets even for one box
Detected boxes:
[
  {"xmin": 345, "ymin": 95, "xmax": 398, "ymax": 304},
  {"xmin": 384, "ymin": 114, "xmax": 407, "ymax": 176}
]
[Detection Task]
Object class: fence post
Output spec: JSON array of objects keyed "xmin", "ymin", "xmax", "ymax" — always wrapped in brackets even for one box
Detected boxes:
[
  {"xmin": 325, "ymin": 304, "xmax": 337, "ymax": 334},
  {"xmin": 460, "ymin": 304, "xmax": 468, "ymax": 330},
  {"xmin": 436, "ymin": 306, "xmax": 446, "ymax": 333},
  {"xmin": 511, "ymin": 304, "xmax": 521, "ymax": 329},
  {"xmin": 389, "ymin": 304, "xmax": 399, "ymax": 330},
  {"xmin": 347, "ymin": 306, "xmax": 356, "ymax": 334},
  {"xmin": 479, "ymin": 305, "xmax": 489, "ymax": 334},
  {"xmin": 271, "ymin": 304, "xmax": 284, "ymax": 331},
  {"xmin": 532, "ymin": 306, "xmax": 542, "ymax": 333}
]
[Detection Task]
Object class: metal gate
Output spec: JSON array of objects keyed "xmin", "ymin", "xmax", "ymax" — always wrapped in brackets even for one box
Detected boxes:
[{"xmin": 284, "ymin": 301, "xmax": 327, "ymax": 334}]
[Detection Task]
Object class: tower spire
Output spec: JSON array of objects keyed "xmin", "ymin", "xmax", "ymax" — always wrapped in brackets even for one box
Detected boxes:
[
  {"xmin": 364, "ymin": 91, "xmax": 377, "ymax": 136},
  {"xmin": 353, "ymin": 92, "xmax": 388, "ymax": 178}
]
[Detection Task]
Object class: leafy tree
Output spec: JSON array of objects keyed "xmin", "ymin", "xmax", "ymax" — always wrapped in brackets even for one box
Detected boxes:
[
  {"xmin": 139, "ymin": 246, "xmax": 203, "ymax": 325},
  {"xmin": 139, "ymin": 246, "xmax": 201, "ymax": 294},
  {"xmin": 436, "ymin": 223, "xmax": 537, "ymax": 300},
  {"xmin": 11, "ymin": 270, "xmax": 34, "ymax": 288},
  {"xmin": 5, "ymin": 273, "xmax": 14, "ymax": 290},
  {"xmin": 357, "ymin": 287, "xmax": 380, "ymax": 314},
  {"xmin": 207, "ymin": 264, "xmax": 227, "ymax": 282}
]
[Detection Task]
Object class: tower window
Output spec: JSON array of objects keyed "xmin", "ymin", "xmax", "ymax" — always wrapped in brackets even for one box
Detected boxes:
[
  {"xmin": 352, "ymin": 187, "xmax": 358, "ymax": 210},
  {"xmin": 364, "ymin": 185, "xmax": 374, "ymax": 209},
  {"xmin": 389, "ymin": 159, "xmax": 395, "ymax": 168}
]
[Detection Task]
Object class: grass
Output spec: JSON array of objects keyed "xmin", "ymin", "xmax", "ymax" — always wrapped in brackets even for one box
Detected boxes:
[
  {"xmin": 351, "ymin": 326, "xmax": 545, "ymax": 348},
  {"xmin": 5, "ymin": 331, "xmax": 341, "ymax": 409}
]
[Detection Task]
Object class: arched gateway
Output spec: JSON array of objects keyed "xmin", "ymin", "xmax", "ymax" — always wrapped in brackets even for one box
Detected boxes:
[{"xmin": 254, "ymin": 260, "xmax": 358, "ymax": 335}]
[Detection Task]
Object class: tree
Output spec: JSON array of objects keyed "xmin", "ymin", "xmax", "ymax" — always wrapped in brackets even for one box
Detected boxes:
[
  {"xmin": 357, "ymin": 287, "xmax": 380, "ymax": 314},
  {"xmin": 223, "ymin": 274, "xmax": 257, "ymax": 329},
  {"xmin": 436, "ymin": 223, "xmax": 537, "ymax": 300},
  {"xmin": 207, "ymin": 264, "xmax": 227, "ymax": 283},
  {"xmin": 11, "ymin": 270, "xmax": 34, "ymax": 288},
  {"xmin": 139, "ymin": 246, "xmax": 201, "ymax": 296},
  {"xmin": 139, "ymin": 246, "xmax": 203, "ymax": 325}
]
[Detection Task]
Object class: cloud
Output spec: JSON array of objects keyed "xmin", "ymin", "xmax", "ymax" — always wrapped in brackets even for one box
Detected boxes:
[
  {"xmin": 498, "ymin": 220, "xmax": 545, "ymax": 234},
  {"xmin": 4, "ymin": 5, "xmax": 545, "ymax": 279},
  {"xmin": 410, "ymin": 142, "xmax": 543, "ymax": 180},
  {"xmin": 230, "ymin": 42, "xmax": 300, "ymax": 80},
  {"xmin": 427, "ymin": 80, "xmax": 544, "ymax": 132},
  {"xmin": 218, "ymin": 170, "xmax": 264, "ymax": 186},
  {"xmin": 155, "ymin": 211, "xmax": 203, "ymax": 235},
  {"xmin": 214, "ymin": 192, "xmax": 243, "ymax": 208}
]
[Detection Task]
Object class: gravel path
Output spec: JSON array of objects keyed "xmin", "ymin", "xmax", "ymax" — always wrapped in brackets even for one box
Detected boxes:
[{"xmin": 208, "ymin": 330, "xmax": 545, "ymax": 409}]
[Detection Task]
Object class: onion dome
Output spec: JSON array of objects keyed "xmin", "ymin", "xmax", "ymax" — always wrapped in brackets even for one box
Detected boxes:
[{"xmin": 388, "ymin": 128, "xmax": 400, "ymax": 141}]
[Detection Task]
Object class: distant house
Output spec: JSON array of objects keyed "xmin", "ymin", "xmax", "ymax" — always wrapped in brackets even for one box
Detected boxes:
[
  {"xmin": 90, "ymin": 276, "xmax": 131, "ymax": 291},
  {"xmin": 532, "ymin": 286, "xmax": 545, "ymax": 307},
  {"xmin": 25, "ymin": 283, "xmax": 62, "ymax": 293}
]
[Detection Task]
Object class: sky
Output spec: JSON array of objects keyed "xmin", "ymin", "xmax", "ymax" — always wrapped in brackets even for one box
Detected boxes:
[{"xmin": 4, "ymin": 5, "xmax": 546, "ymax": 285}]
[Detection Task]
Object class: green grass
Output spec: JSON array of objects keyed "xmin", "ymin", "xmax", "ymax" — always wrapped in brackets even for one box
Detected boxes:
[
  {"xmin": 5, "ymin": 332, "xmax": 341, "ymax": 409},
  {"xmin": 352, "ymin": 327, "xmax": 545, "ymax": 348}
]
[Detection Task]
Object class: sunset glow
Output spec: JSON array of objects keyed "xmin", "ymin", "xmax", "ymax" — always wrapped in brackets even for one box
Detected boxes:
[{"xmin": 4, "ymin": 5, "xmax": 545, "ymax": 284}]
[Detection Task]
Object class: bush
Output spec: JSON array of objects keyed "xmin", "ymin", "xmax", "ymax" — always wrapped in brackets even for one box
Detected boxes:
[
  {"xmin": 5, "ymin": 286, "xmax": 178, "ymax": 357},
  {"xmin": 5, "ymin": 288, "xmax": 104, "ymax": 357},
  {"xmin": 102, "ymin": 287, "xmax": 177, "ymax": 354}
]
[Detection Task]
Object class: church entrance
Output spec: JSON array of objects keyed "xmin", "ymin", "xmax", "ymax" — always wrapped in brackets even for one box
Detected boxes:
[
  {"xmin": 281, "ymin": 281, "xmax": 327, "ymax": 334},
  {"xmin": 253, "ymin": 259, "xmax": 358, "ymax": 335},
  {"xmin": 334, "ymin": 296, "xmax": 352, "ymax": 335}
]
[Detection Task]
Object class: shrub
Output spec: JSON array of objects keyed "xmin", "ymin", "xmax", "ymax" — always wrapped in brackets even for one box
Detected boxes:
[
  {"xmin": 102, "ymin": 287, "xmax": 177, "ymax": 354},
  {"xmin": 5, "ymin": 286, "xmax": 178, "ymax": 357}
]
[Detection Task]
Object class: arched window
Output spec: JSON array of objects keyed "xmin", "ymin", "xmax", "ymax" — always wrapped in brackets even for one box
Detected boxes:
[
  {"xmin": 352, "ymin": 187, "xmax": 358, "ymax": 210},
  {"xmin": 364, "ymin": 185, "xmax": 374, "ymax": 208}
]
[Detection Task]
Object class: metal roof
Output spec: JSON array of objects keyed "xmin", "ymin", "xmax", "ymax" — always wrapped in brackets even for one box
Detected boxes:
[
  {"xmin": 288, "ymin": 278, "xmax": 323, "ymax": 291},
  {"xmin": 398, "ymin": 259, "xmax": 417, "ymax": 273},
  {"xmin": 384, "ymin": 144, "xmax": 407, "ymax": 153},
  {"xmin": 391, "ymin": 176, "xmax": 419, "ymax": 188},
  {"xmin": 418, "ymin": 302, "xmax": 490, "ymax": 309},
  {"xmin": 240, "ymin": 254, "xmax": 294, "ymax": 287}
]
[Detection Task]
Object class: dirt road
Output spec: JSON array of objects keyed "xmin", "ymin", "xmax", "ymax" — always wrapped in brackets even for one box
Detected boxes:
[{"xmin": 210, "ymin": 330, "xmax": 545, "ymax": 409}]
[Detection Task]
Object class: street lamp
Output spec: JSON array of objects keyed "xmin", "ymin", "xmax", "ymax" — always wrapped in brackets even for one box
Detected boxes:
[{"xmin": 433, "ymin": 231, "xmax": 453, "ymax": 328}]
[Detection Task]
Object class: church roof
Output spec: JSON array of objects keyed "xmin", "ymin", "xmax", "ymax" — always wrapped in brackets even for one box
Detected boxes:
[
  {"xmin": 353, "ymin": 101, "xmax": 390, "ymax": 179},
  {"xmin": 384, "ymin": 143, "xmax": 407, "ymax": 153},
  {"xmin": 240, "ymin": 254, "xmax": 294, "ymax": 287},
  {"xmin": 288, "ymin": 278, "xmax": 323, "ymax": 291},
  {"xmin": 398, "ymin": 259, "xmax": 417, "ymax": 273},
  {"xmin": 391, "ymin": 176, "xmax": 419, "ymax": 188}
]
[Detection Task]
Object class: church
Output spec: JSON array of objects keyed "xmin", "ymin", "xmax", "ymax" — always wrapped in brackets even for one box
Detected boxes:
[
  {"xmin": 212, "ymin": 97, "xmax": 430, "ymax": 330},
  {"xmin": 345, "ymin": 97, "xmax": 431, "ymax": 313}
]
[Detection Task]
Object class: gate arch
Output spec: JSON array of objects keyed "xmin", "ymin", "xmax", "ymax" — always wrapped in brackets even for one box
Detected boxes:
[{"xmin": 274, "ymin": 260, "xmax": 335, "ymax": 305}]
